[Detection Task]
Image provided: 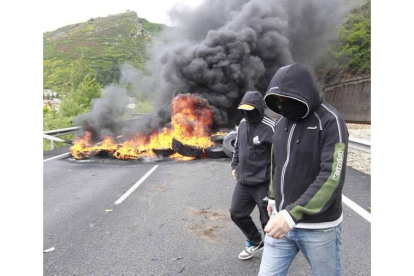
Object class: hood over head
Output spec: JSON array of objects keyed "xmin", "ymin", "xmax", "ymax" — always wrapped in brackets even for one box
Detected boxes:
[
  {"xmin": 264, "ymin": 63, "xmax": 321, "ymax": 121},
  {"xmin": 238, "ymin": 91, "xmax": 265, "ymax": 123}
]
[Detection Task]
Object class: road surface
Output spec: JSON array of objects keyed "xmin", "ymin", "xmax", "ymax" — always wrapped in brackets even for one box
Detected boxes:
[{"xmin": 44, "ymin": 147, "xmax": 371, "ymax": 275}]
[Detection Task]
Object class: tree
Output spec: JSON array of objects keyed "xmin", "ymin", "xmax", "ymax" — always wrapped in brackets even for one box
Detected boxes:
[
  {"xmin": 336, "ymin": 0, "xmax": 371, "ymax": 73},
  {"xmin": 72, "ymin": 74, "xmax": 101, "ymax": 108},
  {"xmin": 315, "ymin": 0, "xmax": 371, "ymax": 83},
  {"xmin": 59, "ymin": 73, "xmax": 101, "ymax": 118},
  {"xmin": 59, "ymin": 97, "xmax": 88, "ymax": 118},
  {"xmin": 69, "ymin": 56, "xmax": 94, "ymax": 92},
  {"xmin": 43, "ymin": 58, "xmax": 71, "ymax": 91},
  {"xmin": 95, "ymin": 58, "xmax": 121, "ymax": 86}
]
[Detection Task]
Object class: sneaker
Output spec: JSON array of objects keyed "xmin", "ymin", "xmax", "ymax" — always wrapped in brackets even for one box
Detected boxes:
[{"xmin": 238, "ymin": 240, "xmax": 264, "ymax": 260}]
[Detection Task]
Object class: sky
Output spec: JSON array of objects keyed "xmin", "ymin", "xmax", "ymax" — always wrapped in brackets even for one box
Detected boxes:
[{"xmin": 41, "ymin": 0, "xmax": 205, "ymax": 32}]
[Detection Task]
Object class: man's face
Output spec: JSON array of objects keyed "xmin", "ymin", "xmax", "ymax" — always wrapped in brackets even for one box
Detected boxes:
[
  {"xmin": 273, "ymin": 95, "xmax": 307, "ymax": 121},
  {"xmin": 275, "ymin": 96, "xmax": 288, "ymax": 110},
  {"xmin": 242, "ymin": 108, "xmax": 260, "ymax": 122},
  {"xmin": 275, "ymin": 96, "xmax": 288, "ymax": 102}
]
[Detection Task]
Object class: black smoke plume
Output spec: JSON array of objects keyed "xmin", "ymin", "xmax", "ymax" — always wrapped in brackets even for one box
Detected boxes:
[
  {"xmin": 153, "ymin": 0, "xmax": 344, "ymax": 128},
  {"xmin": 76, "ymin": 0, "xmax": 345, "ymax": 140}
]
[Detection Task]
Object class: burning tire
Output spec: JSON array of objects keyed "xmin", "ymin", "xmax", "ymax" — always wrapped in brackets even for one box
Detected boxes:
[
  {"xmin": 223, "ymin": 132, "xmax": 237, "ymax": 158},
  {"xmin": 211, "ymin": 134, "xmax": 226, "ymax": 143},
  {"xmin": 153, "ymin": 148, "xmax": 175, "ymax": 158},
  {"xmin": 205, "ymin": 145, "xmax": 227, "ymax": 159},
  {"xmin": 94, "ymin": 149, "xmax": 115, "ymax": 158},
  {"xmin": 172, "ymin": 138, "xmax": 203, "ymax": 158}
]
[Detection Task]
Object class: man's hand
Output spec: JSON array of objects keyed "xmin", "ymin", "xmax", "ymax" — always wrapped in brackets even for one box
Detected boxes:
[
  {"xmin": 232, "ymin": 169, "xmax": 237, "ymax": 180},
  {"xmin": 267, "ymin": 201, "xmax": 275, "ymax": 217},
  {"xmin": 264, "ymin": 212, "xmax": 291, "ymax": 239}
]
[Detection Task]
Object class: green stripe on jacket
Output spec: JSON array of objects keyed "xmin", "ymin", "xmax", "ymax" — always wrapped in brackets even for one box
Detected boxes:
[
  {"xmin": 269, "ymin": 144, "xmax": 274, "ymax": 198},
  {"xmin": 289, "ymin": 142, "xmax": 345, "ymax": 221}
]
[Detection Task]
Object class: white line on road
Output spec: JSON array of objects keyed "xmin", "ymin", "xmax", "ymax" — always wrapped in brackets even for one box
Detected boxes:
[
  {"xmin": 115, "ymin": 164, "xmax": 159, "ymax": 205},
  {"xmin": 43, "ymin": 152, "xmax": 70, "ymax": 163},
  {"xmin": 342, "ymin": 194, "xmax": 371, "ymax": 223},
  {"xmin": 43, "ymin": 148, "xmax": 371, "ymax": 223}
]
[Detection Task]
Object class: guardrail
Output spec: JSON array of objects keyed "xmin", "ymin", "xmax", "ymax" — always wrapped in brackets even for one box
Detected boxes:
[
  {"xmin": 349, "ymin": 137, "xmax": 371, "ymax": 153},
  {"xmin": 43, "ymin": 126, "xmax": 81, "ymax": 137},
  {"xmin": 43, "ymin": 128, "xmax": 79, "ymax": 150},
  {"xmin": 43, "ymin": 115, "xmax": 149, "ymax": 149}
]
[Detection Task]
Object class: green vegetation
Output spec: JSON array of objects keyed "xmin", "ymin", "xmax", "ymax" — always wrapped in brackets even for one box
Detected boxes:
[
  {"xmin": 71, "ymin": 74, "xmax": 101, "ymax": 109},
  {"xmin": 43, "ymin": 12, "xmax": 165, "ymax": 151},
  {"xmin": 43, "ymin": 58, "xmax": 102, "ymax": 150},
  {"xmin": 43, "ymin": 55, "xmax": 155, "ymax": 151},
  {"xmin": 338, "ymin": 0, "xmax": 371, "ymax": 73},
  {"xmin": 316, "ymin": 0, "xmax": 371, "ymax": 83},
  {"xmin": 43, "ymin": 107, "xmax": 74, "ymax": 151},
  {"xmin": 43, "ymin": 11, "xmax": 166, "ymax": 91},
  {"xmin": 139, "ymin": 18, "xmax": 164, "ymax": 33}
]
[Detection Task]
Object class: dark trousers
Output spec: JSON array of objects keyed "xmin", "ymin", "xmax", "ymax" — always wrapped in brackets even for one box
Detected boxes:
[{"xmin": 230, "ymin": 181, "xmax": 270, "ymax": 246}]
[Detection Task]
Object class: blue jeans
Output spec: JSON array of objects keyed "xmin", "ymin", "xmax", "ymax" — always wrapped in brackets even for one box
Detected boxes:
[{"xmin": 258, "ymin": 224, "xmax": 342, "ymax": 276}]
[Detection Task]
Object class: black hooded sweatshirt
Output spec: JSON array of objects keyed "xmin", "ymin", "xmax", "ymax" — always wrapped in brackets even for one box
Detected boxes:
[
  {"xmin": 264, "ymin": 63, "xmax": 349, "ymax": 229},
  {"xmin": 231, "ymin": 91, "xmax": 275, "ymax": 186}
]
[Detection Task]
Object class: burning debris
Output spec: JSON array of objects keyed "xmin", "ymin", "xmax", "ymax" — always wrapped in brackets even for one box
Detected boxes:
[{"xmin": 70, "ymin": 94, "xmax": 228, "ymax": 161}]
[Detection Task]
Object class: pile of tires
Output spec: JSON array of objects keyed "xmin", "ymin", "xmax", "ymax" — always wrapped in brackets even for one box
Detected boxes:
[
  {"xmin": 152, "ymin": 148, "xmax": 175, "ymax": 158},
  {"xmin": 222, "ymin": 131, "xmax": 237, "ymax": 158},
  {"xmin": 203, "ymin": 133, "xmax": 225, "ymax": 159},
  {"xmin": 172, "ymin": 138, "xmax": 203, "ymax": 159},
  {"xmin": 205, "ymin": 145, "xmax": 227, "ymax": 159},
  {"xmin": 205, "ymin": 131, "xmax": 237, "ymax": 159},
  {"xmin": 159, "ymin": 132, "xmax": 237, "ymax": 160}
]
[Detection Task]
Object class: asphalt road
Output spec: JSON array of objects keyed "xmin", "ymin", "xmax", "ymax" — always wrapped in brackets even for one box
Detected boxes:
[{"xmin": 44, "ymin": 147, "xmax": 371, "ymax": 276}]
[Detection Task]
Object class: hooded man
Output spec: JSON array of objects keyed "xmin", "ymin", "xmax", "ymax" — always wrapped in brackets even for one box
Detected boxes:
[
  {"xmin": 230, "ymin": 91, "xmax": 275, "ymax": 260},
  {"xmin": 258, "ymin": 63, "xmax": 349, "ymax": 276}
]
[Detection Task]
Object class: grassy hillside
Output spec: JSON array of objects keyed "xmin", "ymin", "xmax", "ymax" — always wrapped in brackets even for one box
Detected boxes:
[{"xmin": 43, "ymin": 11, "xmax": 166, "ymax": 92}]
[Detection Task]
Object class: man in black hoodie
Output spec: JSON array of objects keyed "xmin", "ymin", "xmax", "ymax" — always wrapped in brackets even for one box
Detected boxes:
[
  {"xmin": 230, "ymin": 91, "xmax": 275, "ymax": 260},
  {"xmin": 258, "ymin": 64, "xmax": 348, "ymax": 276}
]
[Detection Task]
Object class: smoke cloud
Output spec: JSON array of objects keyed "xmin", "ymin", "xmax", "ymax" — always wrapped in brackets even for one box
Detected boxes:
[
  {"xmin": 75, "ymin": 0, "xmax": 345, "ymax": 139},
  {"xmin": 75, "ymin": 85, "xmax": 128, "ymax": 141},
  {"xmin": 152, "ymin": 0, "xmax": 345, "ymax": 127}
]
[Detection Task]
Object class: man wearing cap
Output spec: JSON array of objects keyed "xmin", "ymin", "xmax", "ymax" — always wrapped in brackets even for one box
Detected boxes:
[
  {"xmin": 230, "ymin": 91, "xmax": 275, "ymax": 260},
  {"xmin": 258, "ymin": 63, "xmax": 349, "ymax": 276}
]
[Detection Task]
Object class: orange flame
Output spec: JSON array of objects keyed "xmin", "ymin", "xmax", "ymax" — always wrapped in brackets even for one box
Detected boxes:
[
  {"xmin": 170, "ymin": 152, "xmax": 196, "ymax": 161},
  {"xmin": 91, "ymin": 136, "xmax": 119, "ymax": 154},
  {"xmin": 170, "ymin": 94, "xmax": 214, "ymax": 149},
  {"xmin": 70, "ymin": 131, "xmax": 92, "ymax": 159},
  {"xmin": 70, "ymin": 94, "xmax": 225, "ymax": 160}
]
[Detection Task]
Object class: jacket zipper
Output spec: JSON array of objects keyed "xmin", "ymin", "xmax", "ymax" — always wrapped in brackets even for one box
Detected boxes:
[
  {"xmin": 279, "ymin": 123, "xmax": 296, "ymax": 211},
  {"xmin": 240, "ymin": 125, "xmax": 245, "ymax": 184}
]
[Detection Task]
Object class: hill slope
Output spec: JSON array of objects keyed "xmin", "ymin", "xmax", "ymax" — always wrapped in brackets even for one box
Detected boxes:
[{"xmin": 43, "ymin": 11, "xmax": 167, "ymax": 91}]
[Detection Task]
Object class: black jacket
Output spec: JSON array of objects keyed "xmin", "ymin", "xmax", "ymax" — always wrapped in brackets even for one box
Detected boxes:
[
  {"xmin": 231, "ymin": 91, "xmax": 274, "ymax": 186},
  {"xmin": 264, "ymin": 63, "xmax": 349, "ymax": 228}
]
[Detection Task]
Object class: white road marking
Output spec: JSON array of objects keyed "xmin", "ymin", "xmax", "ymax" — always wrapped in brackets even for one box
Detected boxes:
[
  {"xmin": 115, "ymin": 165, "xmax": 159, "ymax": 205},
  {"xmin": 43, "ymin": 152, "xmax": 70, "ymax": 162},
  {"xmin": 342, "ymin": 194, "xmax": 371, "ymax": 223}
]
